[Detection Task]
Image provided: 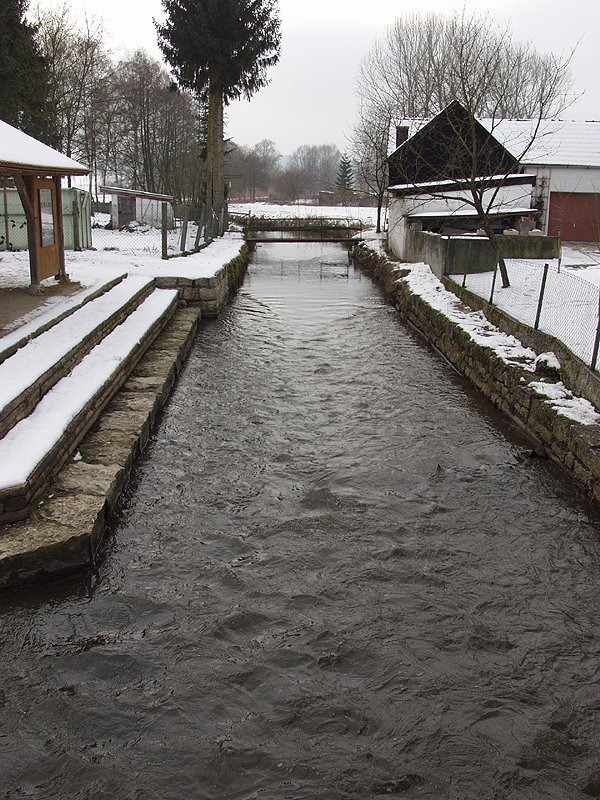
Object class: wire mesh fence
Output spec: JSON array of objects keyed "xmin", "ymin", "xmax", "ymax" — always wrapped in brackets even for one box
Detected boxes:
[
  {"xmin": 451, "ymin": 259, "xmax": 600, "ymax": 368},
  {"xmin": 90, "ymin": 204, "xmax": 228, "ymax": 259}
]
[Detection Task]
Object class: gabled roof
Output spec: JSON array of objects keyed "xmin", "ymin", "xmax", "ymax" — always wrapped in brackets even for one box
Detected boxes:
[
  {"xmin": 0, "ymin": 119, "xmax": 88, "ymax": 176},
  {"xmin": 388, "ymin": 101, "xmax": 520, "ymax": 187},
  {"xmin": 481, "ymin": 119, "xmax": 600, "ymax": 168},
  {"xmin": 390, "ymin": 115, "xmax": 600, "ymax": 170}
]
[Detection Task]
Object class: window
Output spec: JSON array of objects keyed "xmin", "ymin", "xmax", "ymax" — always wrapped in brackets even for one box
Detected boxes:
[{"xmin": 39, "ymin": 188, "xmax": 55, "ymax": 246}]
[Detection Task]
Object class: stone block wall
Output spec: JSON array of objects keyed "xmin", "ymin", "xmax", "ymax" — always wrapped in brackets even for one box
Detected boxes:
[{"xmin": 354, "ymin": 242, "xmax": 600, "ymax": 503}]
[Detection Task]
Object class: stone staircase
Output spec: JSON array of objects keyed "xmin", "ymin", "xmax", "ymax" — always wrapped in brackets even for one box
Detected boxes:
[{"xmin": 0, "ymin": 277, "xmax": 181, "ymax": 525}]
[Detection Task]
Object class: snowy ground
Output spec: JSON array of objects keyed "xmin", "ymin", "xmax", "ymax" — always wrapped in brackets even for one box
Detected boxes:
[
  {"xmin": 229, "ymin": 202, "xmax": 379, "ymax": 226},
  {"xmin": 403, "ymin": 261, "xmax": 600, "ymax": 425},
  {"xmin": 0, "ymin": 232, "xmax": 244, "ymax": 339},
  {"xmin": 454, "ymin": 244, "xmax": 600, "ymax": 366}
]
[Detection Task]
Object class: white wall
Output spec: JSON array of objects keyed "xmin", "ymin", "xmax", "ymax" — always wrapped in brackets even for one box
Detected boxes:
[{"xmin": 523, "ymin": 164, "xmax": 600, "ymax": 233}]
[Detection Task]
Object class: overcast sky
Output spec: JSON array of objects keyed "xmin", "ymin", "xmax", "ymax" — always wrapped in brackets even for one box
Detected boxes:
[{"xmin": 33, "ymin": 0, "xmax": 600, "ymax": 154}]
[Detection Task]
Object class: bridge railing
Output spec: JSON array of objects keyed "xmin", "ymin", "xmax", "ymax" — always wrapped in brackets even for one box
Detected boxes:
[{"xmin": 232, "ymin": 214, "xmax": 364, "ymax": 243}]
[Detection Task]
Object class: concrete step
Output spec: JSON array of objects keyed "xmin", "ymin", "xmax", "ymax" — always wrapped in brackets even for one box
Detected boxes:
[
  {"xmin": 0, "ymin": 288, "xmax": 180, "ymax": 525},
  {"xmin": 0, "ymin": 276, "xmax": 154, "ymax": 440},
  {"xmin": 0, "ymin": 273, "xmax": 127, "ymax": 365}
]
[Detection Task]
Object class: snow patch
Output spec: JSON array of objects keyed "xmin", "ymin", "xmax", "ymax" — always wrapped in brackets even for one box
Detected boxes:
[{"xmin": 528, "ymin": 380, "xmax": 600, "ymax": 425}]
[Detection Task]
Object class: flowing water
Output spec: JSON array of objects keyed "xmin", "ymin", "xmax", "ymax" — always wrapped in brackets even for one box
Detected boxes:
[{"xmin": 1, "ymin": 243, "xmax": 600, "ymax": 800}]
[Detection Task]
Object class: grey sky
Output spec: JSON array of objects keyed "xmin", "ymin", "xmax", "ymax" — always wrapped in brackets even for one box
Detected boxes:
[{"xmin": 35, "ymin": 0, "xmax": 600, "ymax": 154}]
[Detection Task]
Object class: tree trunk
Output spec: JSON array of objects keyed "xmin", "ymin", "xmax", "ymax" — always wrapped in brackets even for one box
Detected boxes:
[{"xmin": 206, "ymin": 81, "xmax": 225, "ymax": 207}]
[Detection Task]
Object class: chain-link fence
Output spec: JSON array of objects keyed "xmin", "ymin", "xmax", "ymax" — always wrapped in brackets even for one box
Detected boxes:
[
  {"xmin": 90, "ymin": 204, "xmax": 228, "ymax": 259},
  {"xmin": 451, "ymin": 259, "xmax": 600, "ymax": 368}
]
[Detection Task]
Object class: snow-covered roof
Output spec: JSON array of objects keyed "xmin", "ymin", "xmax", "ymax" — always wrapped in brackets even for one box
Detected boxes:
[
  {"xmin": 0, "ymin": 119, "xmax": 88, "ymax": 176},
  {"xmin": 481, "ymin": 120, "xmax": 600, "ymax": 168},
  {"xmin": 391, "ymin": 116, "xmax": 600, "ymax": 169}
]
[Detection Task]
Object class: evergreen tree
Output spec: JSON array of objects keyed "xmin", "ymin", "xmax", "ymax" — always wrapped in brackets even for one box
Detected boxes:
[
  {"xmin": 0, "ymin": 0, "xmax": 49, "ymax": 139},
  {"xmin": 335, "ymin": 153, "xmax": 355, "ymax": 204},
  {"xmin": 156, "ymin": 0, "xmax": 281, "ymax": 209}
]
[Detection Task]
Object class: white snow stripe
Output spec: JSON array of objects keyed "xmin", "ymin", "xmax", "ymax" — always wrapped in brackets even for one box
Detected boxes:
[
  {"xmin": 0, "ymin": 275, "xmax": 152, "ymax": 412},
  {"xmin": 0, "ymin": 289, "xmax": 178, "ymax": 489}
]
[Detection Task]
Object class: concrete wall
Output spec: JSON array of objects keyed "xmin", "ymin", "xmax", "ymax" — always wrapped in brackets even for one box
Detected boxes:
[
  {"xmin": 0, "ymin": 187, "xmax": 92, "ymax": 250},
  {"xmin": 388, "ymin": 202, "xmax": 559, "ymax": 277}
]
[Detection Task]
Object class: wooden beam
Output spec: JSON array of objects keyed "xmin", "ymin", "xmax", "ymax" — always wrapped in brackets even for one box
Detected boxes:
[
  {"xmin": 53, "ymin": 175, "xmax": 67, "ymax": 280},
  {"xmin": 14, "ymin": 174, "xmax": 41, "ymax": 287}
]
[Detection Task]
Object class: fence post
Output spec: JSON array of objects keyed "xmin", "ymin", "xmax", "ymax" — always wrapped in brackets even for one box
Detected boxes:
[
  {"xmin": 179, "ymin": 206, "xmax": 189, "ymax": 253},
  {"xmin": 488, "ymin": 256, "xmax": 499, "ymax": 305},
  {"xmin": 591, "ymin": 288, "xmax": 600, "ymax": 370},
  {"xmin": 194, "ymin": 206, "xmax": 204, "ymax": 250},
  {"xmin": 72, "ymin": 200, "xmax": 81, "ymax": 251},
  {"xmin": 534, "ymin": 263, "xmax": 549, "ymax": 330},
  {"xmin": 161, "ymin": 202, "xmax": 168, "ymax": 260},
  {"xmin": 3, "ymin": 179, "xmax": 10, "ymax": 250}
]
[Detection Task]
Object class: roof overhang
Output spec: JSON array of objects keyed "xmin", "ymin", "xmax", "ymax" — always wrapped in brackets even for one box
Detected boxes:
[
  {"xmin": 405, "ymin": 206, "xmax": 540, "ymax": 221},
  {"xmin": 389, "ymin": 173, "xmax": 536, "ymax": 196},
  {"xmin": 0, "ymin": 119, "xmax": 88, "ymax": 177},
  {"xmin": 100, "ymin": 185, "xmax": 175, "ymax": 202}
]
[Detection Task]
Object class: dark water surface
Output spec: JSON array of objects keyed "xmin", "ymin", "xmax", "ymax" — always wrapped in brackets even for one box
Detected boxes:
[{"xmin": 1, "ymin": 243, "xmax": 600, "ymax": 799}]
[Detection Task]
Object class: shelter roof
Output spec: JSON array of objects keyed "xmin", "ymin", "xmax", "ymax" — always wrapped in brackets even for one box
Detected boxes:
[
  {"xmin": 0, "ymin": 119, "xmax": 88, "ymax": 176},
  {"xmin": 100, "ymin": 186, "xmax": 175, "ymax": 202}
]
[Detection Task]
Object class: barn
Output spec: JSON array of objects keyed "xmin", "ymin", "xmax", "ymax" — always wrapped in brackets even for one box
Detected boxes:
[{"xmin": 485, "ymin": 119, "xmax": 600, "ymax": 242}]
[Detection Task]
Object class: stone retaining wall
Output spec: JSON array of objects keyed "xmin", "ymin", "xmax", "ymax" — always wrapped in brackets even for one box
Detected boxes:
[
  {"xmin": 354, "ymin": 242, "xmax": 600, "ymax": 503},
  {"xmin": 0, "ymin": 243, "xmax": 250, "ymax": 588},
  {"xmin": 155, "ymin": 244, "xmax": 249, "ymax": 316}
]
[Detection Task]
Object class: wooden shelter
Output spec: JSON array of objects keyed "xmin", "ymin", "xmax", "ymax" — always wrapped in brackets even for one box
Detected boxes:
[{"xmin": 0, "ymin": 119, "xmax": 88, "ymax": 288}]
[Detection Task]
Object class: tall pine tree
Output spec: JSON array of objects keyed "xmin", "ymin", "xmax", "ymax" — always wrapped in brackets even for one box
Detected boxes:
[
  {"xmin": 0, "ymin": 0, "xmax": 49, "ymax": 140},
  {"xmin": 156, "ymin": 0, "xmax": 281, "ymax": 208},
  {"xmin": 335, "ymin": 153, "xmax": 355, "ymax": 205}
]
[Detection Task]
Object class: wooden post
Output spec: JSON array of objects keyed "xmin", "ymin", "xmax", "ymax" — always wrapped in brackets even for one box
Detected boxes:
[
  {"xmin": 73, "ymin": 200, "xmax": 81, "ymax": 251},
  {"xmin": 180, "ymin": 206, "xmax": 189, "ymax": 252},
  {"xmin": 53, "ymin": 175, "xmax": 67, "ymax": 281},
  {"xmin": 161, "ymin": 202, "xmax": 168, "ymax": 260},
  {"xmin": 2, "ymin": 178, "xmax": 9, "ymax": 251},
  {"xmin": 194, "ymin": 206, "xmax": 204, "ymax": 250},
  {"xmin": 14, "ymin": 174, "xmax": 41, "ymax": 288}
]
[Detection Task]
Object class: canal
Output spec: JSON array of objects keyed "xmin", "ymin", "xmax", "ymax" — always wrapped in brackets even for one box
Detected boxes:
[{"xmin": 1, "ymin": 242, "xmax": 600, "ymax": 799}]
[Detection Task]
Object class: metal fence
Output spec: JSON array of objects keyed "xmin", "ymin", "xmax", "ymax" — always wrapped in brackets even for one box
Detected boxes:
[
  {"xmin": 90, "ymin": 203, "xmax": 228, "ymax": 259},
  {"xmin": 451, "ymin": 258, "xmax": 600, "ymax": 368}
]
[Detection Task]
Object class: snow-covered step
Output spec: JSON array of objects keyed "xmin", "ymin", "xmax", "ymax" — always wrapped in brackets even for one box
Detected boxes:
[
  {"xmin": 0, "ymin": 275, "xmax": 154, "ymax": 439},
  {"xmin": 0, "ymin": 273, "xmax": 127, "ymax": 365},
  {"xmin": 0, "ymin": 288, "xmax": 179, "ymax": 524}
]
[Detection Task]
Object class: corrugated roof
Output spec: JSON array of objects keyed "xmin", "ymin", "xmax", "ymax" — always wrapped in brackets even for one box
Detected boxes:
[{"xmin": 0, "ymin": 119, "xmax": 88, "ymax": 175}]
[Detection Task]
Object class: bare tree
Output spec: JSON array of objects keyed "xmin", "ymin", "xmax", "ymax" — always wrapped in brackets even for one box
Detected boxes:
[
  {"xmin": 350, "ymin": 101, "xmax": 392, "ymax": 232},
  {"xmin": 355, "ymin": 9, "xmax": 576, "ymax": 285},
  {"xmin": 34, "ymin": 3, "xmax": 106, "ymax": 164},
  {"xmin": 289, "ymin": 144, "xmax": 341, "ymax": 199}
]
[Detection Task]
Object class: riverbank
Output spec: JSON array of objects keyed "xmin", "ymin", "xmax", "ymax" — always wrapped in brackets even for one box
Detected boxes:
[
  {"xmin": 354, "ymin": 240, "xmax": 600, "ymax": 503},
  {"xmin": 0, "ymin": 237, "xmax": 249, "ymax": 589}
]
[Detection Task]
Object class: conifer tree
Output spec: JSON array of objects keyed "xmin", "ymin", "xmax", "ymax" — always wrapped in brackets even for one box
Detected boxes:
[
  {"xmin": 156, "ymin": 0, "xmax": 281, "ymax": 209},
  {"xmin": 335, "ymin": 153, "xmax": 355, "ymax": 204},
  {"xmin": 0, "ymin": 0, "xmax": 49, "ymax": 139}
]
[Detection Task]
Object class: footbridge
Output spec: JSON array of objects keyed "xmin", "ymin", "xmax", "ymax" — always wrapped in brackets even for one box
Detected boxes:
[{"xmin": 236, "ymin": 215, "xmax": 364, "ymax": 245}]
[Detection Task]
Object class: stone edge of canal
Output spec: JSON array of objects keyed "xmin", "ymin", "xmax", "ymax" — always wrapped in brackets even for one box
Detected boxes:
[
  {"xmin": 354, "ymin": 241, "xmax": 600, "ymax": 508},
  {"xmin": 0, "ymin": 247, "xmax": 249, "ymax": 591},
  {"xmin": 2, "ymin": 238, "xmax": 600, "ymax": 590}
]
